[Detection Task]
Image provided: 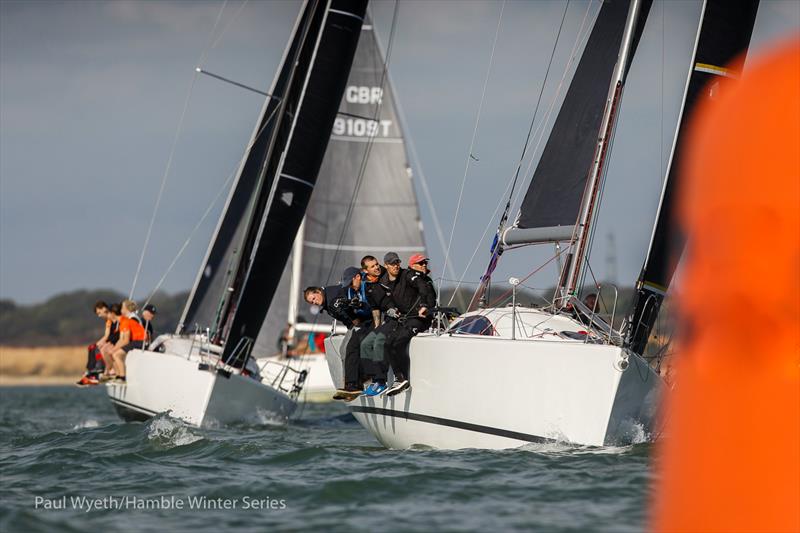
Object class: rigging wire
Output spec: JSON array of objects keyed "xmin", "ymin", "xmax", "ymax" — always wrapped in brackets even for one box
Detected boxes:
[
  {"xmin": 389, "ymin": 72, "xmax": 466, "ymax": 310},
  {"xmin": 319, "ymin": 0, "xmax": 401, "ymax": 288},
  {"xmin": 440, "ymin": 0, "xmax": 505, "ymax": 302},
  {"xmin": 129, "ymin": 0, "xmax": 230, "ymax": 299},
  {"xmin": 502, "ymin": 0, "xmax": 570, "ymax": 221},
  {"xmin": 446, "ymin": 0, "xmax": 596, "ymax": 305},
  {"xmin": 142, "ymin": 102, "xmax": 285, "ymax": 307},
  {"xmin": 291, "ymin": 2, "xmax": 402, "ymax": 422},
  {"xmin": 509, "ymin": 0, "xmax": 598, "ymax": 211}
]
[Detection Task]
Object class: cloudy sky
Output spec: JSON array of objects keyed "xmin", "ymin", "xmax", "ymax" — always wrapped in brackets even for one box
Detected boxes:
[{"xmin": 1, "ymin": 0, "xmax": 798, "ymax": 304}]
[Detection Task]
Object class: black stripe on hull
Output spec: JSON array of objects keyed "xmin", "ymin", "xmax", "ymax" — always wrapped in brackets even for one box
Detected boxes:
[
  {"xmin": 109, "ymin": 397, "xmax": 158, "ymax": 422},
  {"xmin": 350, "ymin": 406, "xmax": 554, "ymax": 444}
]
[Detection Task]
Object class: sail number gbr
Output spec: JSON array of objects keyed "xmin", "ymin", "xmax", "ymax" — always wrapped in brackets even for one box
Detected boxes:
[{"xmin": 334, "ymin": 85, "xmax": 393, "ymax": 138}]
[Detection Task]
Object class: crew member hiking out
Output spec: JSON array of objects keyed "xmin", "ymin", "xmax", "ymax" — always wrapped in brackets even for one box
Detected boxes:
[
  {"xmin": 77, "ymin": 301, "xmax": 111, "ymax": 386},
  {"xmin": 109, "ymin": 300, "xmax": 147, "ymax": 383},
  {"xmin": 303, "ymin": 279, "xmax": 364, "ymax": 400},
  {"xmin": 383, "ymin": 253, "xmax": 436, "ymax": 396},
  {"xmin": 360, "ymin": 252, "xmax": 402, "ymax": 394},
  {"xmin": 338, "ymin": 266, "xmax": 376, "ymax": 399},
  {"xmin": 99, "ymin": 303, "xmax": 122, "ymax": 380}
]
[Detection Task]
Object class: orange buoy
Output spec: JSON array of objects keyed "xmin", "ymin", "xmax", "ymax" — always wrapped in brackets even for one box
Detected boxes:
[{"xmin": 653, "ymin": 36, "xmax": 800, "ymax": 533}]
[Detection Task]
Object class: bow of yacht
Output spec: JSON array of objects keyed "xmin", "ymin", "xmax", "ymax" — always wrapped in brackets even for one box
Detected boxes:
[
  {"xmin": 326, "ymin": 305, "xmax": 663, "ymax": 450},
  {"xmin": 106, "ymin": 334, "xmax": 299, "ymax": 427}
]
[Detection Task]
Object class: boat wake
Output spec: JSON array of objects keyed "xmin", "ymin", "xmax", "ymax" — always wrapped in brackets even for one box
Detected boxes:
[
  {"xmin": 145, "ymin": 413, "xmax": 204, "ymax": 448},
  {"xmin": 72, "ymin": 419, "xmax": 100, "ymax": 430}
]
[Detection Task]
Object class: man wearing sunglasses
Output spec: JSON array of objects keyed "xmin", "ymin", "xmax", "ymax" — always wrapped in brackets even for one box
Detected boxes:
[{"xmin": 382, "ymin": 253, "xmax": 437, "ymax": 397}]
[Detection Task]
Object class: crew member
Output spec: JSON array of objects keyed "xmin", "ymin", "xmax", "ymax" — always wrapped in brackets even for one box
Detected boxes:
[
  {"xmin": 141, "ymin": 304, "xmax": 157, "ymax": 347},
  {"xmin": 99, "ymin": 303, "xmax": 122, "ymax": 380},
  {"xmin": 360, "ymin": 252, "xmax": 402, "ymax": 391},
  {"xmin": 77, "ymin": 301, "xmax": 111, "ymax": 386},
  {"xmin": 110, "ymin": 300, "xmax": 147, "ymax": 383},
  {"xmin": 383, "ymin": 253, "xmax": 437, "ymax": 396},
  {"xmin": 304, "ymin": 281, "xmax": 361, "ymax": 399}
]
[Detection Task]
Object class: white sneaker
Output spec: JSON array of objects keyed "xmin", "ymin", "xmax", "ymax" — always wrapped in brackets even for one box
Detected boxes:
[{"xmin": 383, "ymin": 379, "xmax": 410, "ymax": 397}]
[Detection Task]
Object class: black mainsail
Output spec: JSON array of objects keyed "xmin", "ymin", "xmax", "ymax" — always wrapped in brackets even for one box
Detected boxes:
[
  {"xmin": 257, "ymin": 15, "xmax": 426, "ymax": 352},
  {"xmin": 178, "ymin": 0, "xmax": 368, "ymax": 366},
  {"xmin": 503, "ymin": 0, "xmax": 652, "ymax": 247},
  {"xmin": 625, "ymin": 0, "xmax": 760, "ymax": 356}
]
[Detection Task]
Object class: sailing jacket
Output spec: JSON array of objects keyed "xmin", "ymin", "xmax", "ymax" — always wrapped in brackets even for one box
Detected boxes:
[
  {"xmin": 392, "ymin": 268, "xmax": 436, "ymax": 316},
  {"xmin": 345, "ymin": 281, "xmax": 372, "ymax": 322},
  {"xmin": 321, "ymin": 285, "xmax": 354, "ymax": 328}
]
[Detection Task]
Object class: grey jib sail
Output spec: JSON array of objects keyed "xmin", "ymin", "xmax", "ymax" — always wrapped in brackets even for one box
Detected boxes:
[
  {"xmin": 507, "ymin": 0, "xmax": 650, "ymax": 244},
  {"xmin": 625, "ymin": 0, "xmax": 760, "ymax": 356},
  {"xmin": 178, "ymin": 0, "xmax": 369, "ymax": 366},
  {"xmin": 257, "ymin": 14, "xmax": 426, "ymax": 351}
]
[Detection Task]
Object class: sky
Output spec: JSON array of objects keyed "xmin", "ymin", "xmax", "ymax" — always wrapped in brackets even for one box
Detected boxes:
[{"xmin": 1, "ymin": 0, "xmax": 798, "ymax": 305}]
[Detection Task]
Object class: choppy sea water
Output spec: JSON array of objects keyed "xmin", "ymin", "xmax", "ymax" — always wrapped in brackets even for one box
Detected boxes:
[{"xmin": 0, "ymin": 386, "xmax": 655, "ymax": 532}]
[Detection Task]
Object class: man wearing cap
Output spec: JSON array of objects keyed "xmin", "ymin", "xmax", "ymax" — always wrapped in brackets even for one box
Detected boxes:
[
  {"xmin": 142, "ymin": 304, "xmax": 157, "ymax": 348},
  {"xmin": 382, "ymin": 253, "xmax": 437, "ymax": 396}
]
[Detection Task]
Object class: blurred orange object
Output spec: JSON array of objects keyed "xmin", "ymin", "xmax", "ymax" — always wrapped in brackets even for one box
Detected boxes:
[{"xmin": 653, "ymin": 37, "xmax": 800, "ymax": 532}]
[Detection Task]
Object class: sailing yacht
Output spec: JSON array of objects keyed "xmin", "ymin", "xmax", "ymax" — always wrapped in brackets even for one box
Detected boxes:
[
  {"xmin": 256, "ymin": 15, "xmax": 426, "ymax": 402},
  {"xmin": 325, "ymin": 0, "xmax": 760, "ymax": 449},
  {"xmin": 106, "ymin": 0, "xmax": 369, "ymax": 426}
]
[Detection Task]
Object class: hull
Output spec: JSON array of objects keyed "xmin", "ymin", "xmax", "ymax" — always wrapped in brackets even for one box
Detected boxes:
[
  {"xmin": 326, "ymin": 308, "xmax": 662, "ymax": 450},
  {"xmin": 257, "ymin": 353, "xmax": 336, "ymax": 403},
  {"xmin": 106, "ymin": 336, "xmax": 297, "ymax": 427}
]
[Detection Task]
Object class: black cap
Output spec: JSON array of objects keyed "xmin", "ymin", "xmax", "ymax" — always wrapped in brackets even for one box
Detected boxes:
[
  {"xmin": 143, "ymin": 304, "xmax": 157, "ymax": 314},
  {"xmin": 383, "ymin": 252, "xmax": 401, "ymax": 265},
  {"xmin": 340, "ymin": 266, "xmax": 361, "ymax": 288}
]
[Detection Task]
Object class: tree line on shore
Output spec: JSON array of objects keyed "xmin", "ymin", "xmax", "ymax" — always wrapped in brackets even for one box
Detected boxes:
[
  {"xmin": 0, "ymin": 290, "xmax": 188, "ymax": 347},
  {"xmin": 0, "ymin": 284, "xmax": 653, "ymax": 347}
]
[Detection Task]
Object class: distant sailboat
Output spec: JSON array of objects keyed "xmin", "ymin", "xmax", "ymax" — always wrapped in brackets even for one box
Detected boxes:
[
  {"xmin": 106, "ymin": 0, "xmax": 369, "ymax": 426},
  {"xmin": 326, "ymin": 0, "xmax": 760, "ymax": 449},
  {"xmin": 257, "ymin": 14, "xmax": 426, "ymax": 402}
]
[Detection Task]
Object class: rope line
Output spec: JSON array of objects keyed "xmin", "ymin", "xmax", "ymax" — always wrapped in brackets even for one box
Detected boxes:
[
  {"xmin": 320, "ymin": 0, "xmax": 401, "ymax": 289},
  {"xmin": 440, "ymin": 0, "xmax": 505, "ymax": 301},
  {"xmin": 142, "ymin": 96, "xmax": 285, "ymax": 307},
  {"xmin": 446, "ymin": 0, "xmax": 596, "ymax": 304},
  {"xmin": 129, "ymin": 0, "xmax": 230, "ymax": 299}
]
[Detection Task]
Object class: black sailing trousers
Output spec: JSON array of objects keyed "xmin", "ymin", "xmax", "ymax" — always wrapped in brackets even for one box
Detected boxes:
[
  {"xmin": 344, "ymin": 323, "xmax": 372, "ymax": 390},
  {"xmin": 384, "ymin": 317, "xmax": 430, "ymax": 381}
]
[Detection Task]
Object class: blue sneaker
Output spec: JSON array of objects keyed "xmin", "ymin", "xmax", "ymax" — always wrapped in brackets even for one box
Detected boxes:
[{"xmin": 363, "ymin": 382, "xmax": 387, "ymax": 397}]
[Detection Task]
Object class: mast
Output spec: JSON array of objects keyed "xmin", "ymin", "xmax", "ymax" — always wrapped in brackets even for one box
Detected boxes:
[
  {"xmin": 219, "ymin": 0, "xmax": 368, "ymax": 367},
  {"xmin": 286, "ymin": 218, "xmax": 306, "ymax": 338},
  {"xmin": 625, "ymin": 0, "xmax": 760, "ymax": 355},
  {"xmin": 559, "ymin": 0, "xmax": 648, "ymax": 300},
  {"xmin": 178, "ymin": 5, "xmax": 312, "ymax": 334}
]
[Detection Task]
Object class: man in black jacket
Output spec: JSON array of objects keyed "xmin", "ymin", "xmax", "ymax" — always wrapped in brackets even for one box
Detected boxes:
[
  {"xmin": 304, "ymin": 284, "xmax": 354, "ymax": 328},
  {"xmin": 304, "ymin": 267, "xmax": 373, "ymax": 400},
  {"xmin": 360, "ymin": 252, "xmax": 403, "ymax": 390},
  {"xmin": 382, "ymin": 253, "xmax": 436, "ymax": 396}
]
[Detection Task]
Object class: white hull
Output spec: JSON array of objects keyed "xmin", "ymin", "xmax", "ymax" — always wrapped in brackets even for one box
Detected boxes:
[
  {"xmin": 106, "ymin": 336, "xmax": 297, "ymax": 427},
  {"xmin": 326, "ymin": 308, "xmax": 662, "ymax": 450},
  {"xmin": 257, "ymin": 353, "xmax": 336, "ymax": 403}
]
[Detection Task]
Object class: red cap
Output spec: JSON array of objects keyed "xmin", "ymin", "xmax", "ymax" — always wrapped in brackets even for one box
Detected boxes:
[{"xmin": 408, "ymin": 253, "xmax": 429, "ymax": 265}]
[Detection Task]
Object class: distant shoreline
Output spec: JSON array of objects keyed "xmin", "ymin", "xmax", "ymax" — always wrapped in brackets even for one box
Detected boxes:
[{"xmin": 0, "ymin": 346, "xmax": 86, "ymax": 386}]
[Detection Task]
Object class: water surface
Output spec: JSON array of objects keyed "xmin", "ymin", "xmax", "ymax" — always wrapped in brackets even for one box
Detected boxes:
[{"xmin": 0, "ymin": 386, "xmax": 654, "ymax": 532}]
